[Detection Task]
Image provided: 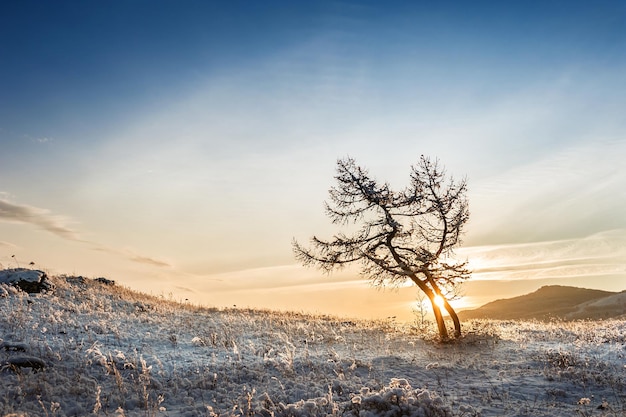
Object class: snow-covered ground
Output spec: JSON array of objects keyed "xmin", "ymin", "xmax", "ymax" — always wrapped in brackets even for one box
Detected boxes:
[{"xmin": 0, "ymin": 273, "xmax": 624, "ymax": 417}]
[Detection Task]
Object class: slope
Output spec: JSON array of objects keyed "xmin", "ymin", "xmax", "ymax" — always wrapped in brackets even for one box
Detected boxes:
[
  {"xmin": 458, "ymin": 285, "xmax": 618, "ymax": 321},
  {"xmin": 564, "ymin": 290, "xmax": 626, "ymax": 320},
  {"xmin": 1, "ymin": 273, "xmax": 625, "ymax": 416}
]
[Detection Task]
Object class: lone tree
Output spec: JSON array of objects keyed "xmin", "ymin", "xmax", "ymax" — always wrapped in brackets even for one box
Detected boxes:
[{"xmin": 293, "ymin": 156, "xmax": 471, "ymax": 340}]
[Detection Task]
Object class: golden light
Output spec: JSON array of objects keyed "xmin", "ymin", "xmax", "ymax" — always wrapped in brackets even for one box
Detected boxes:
[{"xmin": 433, "ymin": 294, "xmax": 446, "ymax": 309}]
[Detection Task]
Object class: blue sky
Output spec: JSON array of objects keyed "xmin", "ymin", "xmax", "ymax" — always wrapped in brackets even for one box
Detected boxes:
[{"xmin": 1, "ymin": 1, "xmax": 625, "ymax": 319}]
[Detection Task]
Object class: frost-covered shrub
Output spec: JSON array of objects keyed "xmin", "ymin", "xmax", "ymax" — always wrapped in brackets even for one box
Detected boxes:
[
  {"xmin": 276, "ymin": 379, "xmax": 453, "ymax": 417},
  {"xmin": 347, "ymin": 379, "xmax": 452, "ymax": 417},
  {"xmin": 0, "ymin": 282, "xmax": 24, "ymax": 297}
]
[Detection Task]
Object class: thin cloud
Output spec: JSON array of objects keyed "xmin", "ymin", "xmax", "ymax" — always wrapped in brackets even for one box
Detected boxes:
[
  {"xmin": 0, "ymin": 198, "xmax": 81, "ymax": 241},
  {"xmin": 128, "ymin": 254, "xmax": 171, "ymax": 268},
  {"xmin": 174, "ymin": 286, "xmax": 195, "ymax": 293},
  {"xmin": 184, "ymin": 264, "xmax": 358, "ymax": 294},
  {"xmin": 460, "ymin": 229, "xmax": 626, "ymax": 281},
  {"xmin": 90, "ymin": 245, "xmax": 172, "ymax": 268},
  {"xmin": 0, "ymin": 197, "xmax": 171, "ymax": 268},
  {"xmin": 468, "ymin": 139, "xmax": 626, "ymax": 245},
  {"xmin": 21, "ymin": 133, "xmax": 54, "ymax": 144}
]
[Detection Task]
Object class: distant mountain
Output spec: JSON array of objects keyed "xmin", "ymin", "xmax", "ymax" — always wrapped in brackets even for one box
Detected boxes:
[{"xmin": 458, "ymin": 285, "xmax": 625, "ymax": 321}]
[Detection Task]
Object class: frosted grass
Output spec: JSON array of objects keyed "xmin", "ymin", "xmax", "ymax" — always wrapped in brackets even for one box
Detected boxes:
[{"xmin": 0, "ymin": 275, "xmax": 624, "ymax": 416}]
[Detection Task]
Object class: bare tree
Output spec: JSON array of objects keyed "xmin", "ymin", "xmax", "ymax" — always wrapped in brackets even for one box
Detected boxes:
[
  {"xmin": 293, "ymin": 156, "xmax": 471, "ymax": 340},
  {"xmin": 412, "ymin": 291, "xmax": 431, "ymax": 333}
]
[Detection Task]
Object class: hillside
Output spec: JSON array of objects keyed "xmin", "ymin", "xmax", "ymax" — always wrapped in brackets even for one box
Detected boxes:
[
  {"xmin": 458, "ymin": 285, "xmax": 622, "ymax": 321},
  {"xmin": 564, "ymin": 291, "xmax": 626, "ymax": 320},
  {"xmin": 0, "ymin": 272, "xmax": 625, "ymax": 416}
]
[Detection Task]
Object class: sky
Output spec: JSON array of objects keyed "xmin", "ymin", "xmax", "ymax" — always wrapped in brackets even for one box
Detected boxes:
[{"xmin": 1, "ymin": 1, "xmax": 625, "ymax": 321}]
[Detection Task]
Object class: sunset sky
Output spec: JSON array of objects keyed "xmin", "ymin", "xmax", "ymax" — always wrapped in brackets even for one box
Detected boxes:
[{"xmin": 1, "ymin": 1, "xmax": 625, "ymax": 321}]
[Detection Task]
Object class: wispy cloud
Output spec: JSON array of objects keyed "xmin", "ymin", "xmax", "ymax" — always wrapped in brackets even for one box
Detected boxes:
[
  {"xmin": 22, "ymin": 133, "xmax": 54, "ymax": 143},
  {"xmin": 86, "ymin": 244, "xmax": 172, "ymax": 269},
  {"xmin": 174, "ymin": 286, "xmax": 195, "ymax": 294},
  {"xmin": 0, "ymin": 197, "xmax": 171, "ymax": 268},
  {"xmin": 177, "ymin": 264, "xmax": 350, "ymax": 290},
  {"xmin": 127, "ymin": 254, "xmax": 171, "ymax": 268},
  {"xmin": 0, "ymin": 198, "xmax": 81, "ymax": 241},
  {"xmin": 468, "ymin": 139, "xmax": 626, "ymax": 245},
  {"xmin": 459, "ymin": 229, "xmax": 626, "ymax": 282}
]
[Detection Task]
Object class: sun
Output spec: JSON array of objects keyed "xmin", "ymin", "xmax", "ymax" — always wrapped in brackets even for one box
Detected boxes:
[{"xmin": 433, "ymin": 295, "xmax": 446, "ymax": 309}]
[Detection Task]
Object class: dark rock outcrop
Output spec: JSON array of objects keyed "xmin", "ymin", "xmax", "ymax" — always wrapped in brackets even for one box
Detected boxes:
[
  {"xmin": 0, "ymin": 268, "xmax": 53, "ymax": 293},
  {"xmin": 0, "ymin": 341, "xmax": 28, "ymax": 352},
  {"xmin": 4, "ymin": 356, "xmax": 46, "ymax": 373},
  {"xmin": 94, "ymin": 277, "xmax": 115, "ymax": 286}
]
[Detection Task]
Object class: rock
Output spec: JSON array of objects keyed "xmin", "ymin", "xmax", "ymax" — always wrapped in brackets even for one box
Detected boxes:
[
  {"xmin": 0, "ymin": 268, "xmax": 52, "ymax": 293},
  {"xmin": 0, "ymin": 341, "xmax": 28, "ymax": 352},
  {"xmin": 65, "ymin": 275, "xmax": 87, "ymax": 285},
  {"xmin": 94, "ymin": 277, "xmax": 115, "ymax": 286},
  {"xmin": 4, "ymin": 356, "xmax": 46, "ymax": 373}
]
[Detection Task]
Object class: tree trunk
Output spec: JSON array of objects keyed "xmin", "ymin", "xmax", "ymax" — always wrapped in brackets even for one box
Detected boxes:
[
  {"xmin": 428, "ymin": 294, "xmax": 449, "ymax": 341},
  {"xmin": 409, "ymin": 276, "xmax": 449, "ymax": 340},
  {"xmin": 442, "ymin": 299, "xmax": 462, "ymax": 338},
  {"xmin": 422, "ymin": 271, "xmax": 462, "ymax": 339}
]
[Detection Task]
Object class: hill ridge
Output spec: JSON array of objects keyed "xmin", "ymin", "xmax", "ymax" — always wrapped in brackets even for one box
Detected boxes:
[{"xmin": 458, "ymin": 284, "xmax": 623, "ymax": 321}]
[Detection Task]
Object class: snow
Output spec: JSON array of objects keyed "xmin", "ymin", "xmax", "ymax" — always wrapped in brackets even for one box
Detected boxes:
[
  {"xmin": 0, "ymin": 274, "xmax": 625, "ymax": 416},
  {"xmin": 0, "ymin": 268, "xmax": 46, "ymax": 284}
]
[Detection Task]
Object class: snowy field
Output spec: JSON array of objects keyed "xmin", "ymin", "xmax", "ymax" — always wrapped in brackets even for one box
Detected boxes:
[{"xmin": 1, "ymin": 274, "xmax": 624, "ymax": 417}]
